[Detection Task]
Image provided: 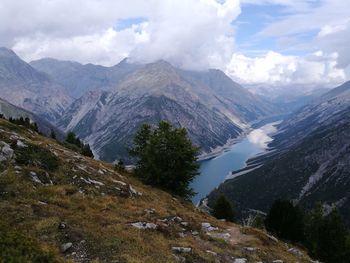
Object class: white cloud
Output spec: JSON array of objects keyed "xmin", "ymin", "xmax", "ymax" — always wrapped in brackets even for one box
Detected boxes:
[
  {"xmin": 2, "ymin": 0, "xmax": 241, "ymax": 70},
  {"xmin": 258, "ymin": 0, "xmax": 350, "ymax": 71},
  {"xmin": 247, "ymin": 122, "xmax": 277, "ymax": 149},
  {"xmin": 0, "ymin": 0, "xmax": 348, "ymax": 89},
  {"xmin": 13, "ymin": 25, "xmax": 149, "ymax": 66},
  {"xmin": 225, "ymin": 50, "xmax": 345, "ymax": 88}
]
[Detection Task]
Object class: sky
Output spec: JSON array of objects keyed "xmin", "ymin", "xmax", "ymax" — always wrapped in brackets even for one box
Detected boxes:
[{"xmin": 0, "ymin": 0, "xmax": 349, "ymax": 90}]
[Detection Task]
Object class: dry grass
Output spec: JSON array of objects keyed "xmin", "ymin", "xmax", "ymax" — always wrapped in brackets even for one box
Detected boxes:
[{"xmin": 0, "ymin": 118, "xmax": 312, "ymax": 262}]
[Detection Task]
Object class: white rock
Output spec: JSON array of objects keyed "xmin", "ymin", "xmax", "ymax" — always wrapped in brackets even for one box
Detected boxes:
[
  {"xmin": 88, "ymin": 178, "xmax": 104, "ymax": 186},
  {"xmin": 288, "ymin": 247, "xmax": 303, "ymax": 257},
  {"xmin": 191, "ymin": 230, "xmax": 199, "ymax": 236},
  {"xmin": 129, "ymin": 185, "xmax": 143, "ymax": 196},
  {"xmin": 80, "ymin": 177, "xmax": 104, "ymax": 186},
  {"xmin": 206, "ymin": 250, "xmax": 217, "ymax": 256},
  {"xmin": 30, "ymin": 172, "xmax": 42, "ymax": 184},
  {"xmin": 201, "ymin": 222, "xmax": 211, "ymax": 228},
  {"xmin": 233, "ymin": 258, "xmax": 247, "ymax": 263},
  {"xmin": 180, "ymin": 222, "xmax": 189, "ymax": 227},
  {"xmin": 60, "ymin": 242, "xmax": 73, "ymax": 253},
  {"xmin": 16, "ymin": 140, "xmax": 27, "ymax": 148},
  {"xmin": 172, "ymin": 247, "xmax": 192, "ymax": 253},
  {"xmin": 112, "ymin": 179, "xmax": 127, "ymax": 186},
  {"xmin": 201, "ymin": 222, "xmax": 218, "ymax": 231},
  {"xmin": 272, "ymin": 260, "xmax": 283, "ymax": 263},
  {"xmin": 131, "ymin": 222, "xmax": 157, "ymax": 230},
  {"xmin": 267, "ymin": 234, "xmax": 279, "ymax": 242},
  {"xmin": 0, "ymin": 141, "xmax": 14, "ymax": 162}
]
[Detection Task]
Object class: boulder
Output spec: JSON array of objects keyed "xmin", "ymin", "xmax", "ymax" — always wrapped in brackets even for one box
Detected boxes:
[
  {"xmin": 58, "ymin": 223, "xmax": 66, "ymax": 230},
  {"xmin": 16, "ymin": 140, "xmax": 27, "ymax": 148},
  {"xmin": 60, "ymin": 242, "xmax": 73, "ymax": 253},
  {"xmin": 172, "ymin": 247, "xmax": 192, "ymax": 253},
  {"xmin": 0, "ymin": 141, "xmax": 13, "ymax": 163},
  {"xmin": 129, "ymin": 185, "xmax": 143, "ymax": 197},
  {"xmin": 201, "ymin": 222, "xmax": 218, "ymax": 232},
  {"xmin": 131, "ymin": 222, "xmax": 158, "ymax": 230}
]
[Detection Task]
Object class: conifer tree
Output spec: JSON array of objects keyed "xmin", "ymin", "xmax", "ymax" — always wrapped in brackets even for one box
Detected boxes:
[
  {"xmin": 50, "ymin": 129, "xmax": 56, "ymax": 140},
  {"xmin": 130, "ymin": 121, "xmax": 199, "ymax": 199},
  {"xmin": 66, "ymin": 131, "xmax": 77, "ymax": 145},
  {"xmin": 316, "ymin": 211, "xmax": 348, "ymax": 263},
  {"xmin": 265, "ymin": 199, "xmax": 304, "ymax": 242},
  {"xmin": 81, "ymin": 144, "xmax": 94, "ymax": 158},
  {"xmin": 211, "ymin": 195, "xmax": 235, "ymax": 222}
]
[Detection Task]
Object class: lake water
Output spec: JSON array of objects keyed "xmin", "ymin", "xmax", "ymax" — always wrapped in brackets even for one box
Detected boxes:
[{"xmin": 191, "ymin": 122, "xmax": 278, "ymax": 204}]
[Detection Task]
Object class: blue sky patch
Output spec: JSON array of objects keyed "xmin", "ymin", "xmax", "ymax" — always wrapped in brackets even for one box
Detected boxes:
[{"xmin": 114, "ymin": 17, "xmax": 148, "ymax": 31}]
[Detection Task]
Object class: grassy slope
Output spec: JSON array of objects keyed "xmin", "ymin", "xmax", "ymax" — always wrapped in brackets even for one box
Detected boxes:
[{"xmin": 0, "ymin": 118, "xmax": 311, "ymax": 262}]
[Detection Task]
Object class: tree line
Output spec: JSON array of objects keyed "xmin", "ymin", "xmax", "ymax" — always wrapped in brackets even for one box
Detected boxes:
[
  {"xmin": 0, "ymin": 115, "xmax": 39, "ymax": 132},
  {"xmin": 64, "ymin": 131, "xmax": 94, "ymax": 158},
  {"xmin": 265, "ymin": 199, "xmax": 350, "ymax": 263},
  {"xmin": 210, "ymin": 195, "xmax": 350, "ymax": 263},
  {"xmin": 0, "ymin": 114, "xmax": 93, "ymax": 158}
]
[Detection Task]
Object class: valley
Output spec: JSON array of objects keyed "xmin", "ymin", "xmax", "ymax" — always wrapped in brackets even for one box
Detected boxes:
[
  {"xmin": 1, "ymin": 1, "xmax": 350, "ymax": 262},
  {"xmin": 192, "ymin": 121, "xmax": 280, "ymax": 205},
  {"xmin": 207, "ymin": 81, "xmax": 350, "ymax": 226}
]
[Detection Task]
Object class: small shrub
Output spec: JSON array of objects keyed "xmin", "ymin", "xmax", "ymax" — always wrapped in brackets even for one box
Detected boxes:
[
  {"xmin": 114, "ymin": 159, "xmax": 125, "ymax": 172},
  {"xmin": 0, "ymin": 221, "xmax": 59, "ymax": 262},
  {"xmin": 211, "ymin": 195, "xmax": 235, "ymax": 222},
  {"xmin": 65, "ymin": 131, "xmax": 94, "ymax": 158},
  {"xmin": 15, "ymin": 144, "xmax": 60, "ymax": 172}
]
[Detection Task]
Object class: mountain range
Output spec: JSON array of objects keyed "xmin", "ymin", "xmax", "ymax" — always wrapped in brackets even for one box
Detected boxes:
[
  {"xmin": 30, "ymin": 55, "xmax": 278, "ymax": 162},
  {"xmin": 208, "ymin": 81, "xmax": 350, "ymax": 225},
  {"xmin": 30, "ymin": 57, "xmax": 140, "ymax": 98},
  {"xmin": 0, "ymin": 48, "xmax": 72, "ymax": 122}
]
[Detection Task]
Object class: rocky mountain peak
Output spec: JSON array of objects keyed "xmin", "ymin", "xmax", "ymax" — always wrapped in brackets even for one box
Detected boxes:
[
  {"xmin": 0, "ymin": 47, "xmax": 18, "ymax": 58},
  {"xmin": 0, "ymin": 49, "xmax": 72, "ymax": 122},
  {"xmin": 113, "ymin": 59, "xmax": 186, "ymax": 96}
]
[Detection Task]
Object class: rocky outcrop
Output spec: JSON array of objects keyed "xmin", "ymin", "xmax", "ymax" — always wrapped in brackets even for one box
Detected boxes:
[{"xmin": 0, "ymin": 141, "xmax": 13, "ymax": 163}]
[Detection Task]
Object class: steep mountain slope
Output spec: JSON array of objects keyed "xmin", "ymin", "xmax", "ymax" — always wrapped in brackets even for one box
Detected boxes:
[
  {"xmin": 30, "ymin": 58, "xmax": 140, "ymax": 98},
  {"xmin": 0, "ymin": 48, "xmax": 72, "ymax": 122},
  {"xmin": 0, "ymin": 98, "xmax": 65, "ymax": 139},
  {"xmin": 208, "ymin": 81, "xmax": 350, "ymax": 225},
  {"xmin": 58, "ymin": 60, "xmax": 278, "ymax": 162},
  {"xmin": 180, "ymin": 69, "xmax": 276, "ymax": 122},
  {"xmin": 0, "ymin": 118, "xmax": 311, "ymax": 262}
]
